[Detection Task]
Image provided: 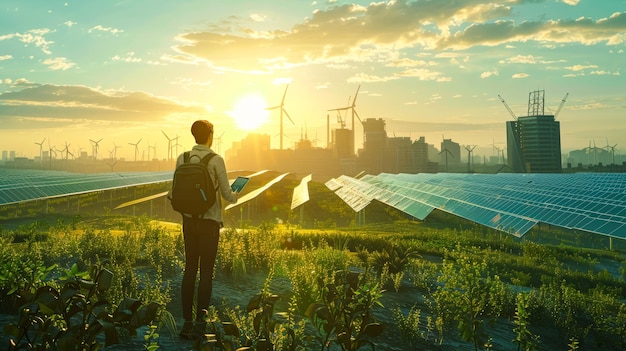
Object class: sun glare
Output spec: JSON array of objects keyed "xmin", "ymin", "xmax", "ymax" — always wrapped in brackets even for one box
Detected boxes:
[{"xmin": 230, "ymin": 94, "xmax": 270, "ymax": 130}]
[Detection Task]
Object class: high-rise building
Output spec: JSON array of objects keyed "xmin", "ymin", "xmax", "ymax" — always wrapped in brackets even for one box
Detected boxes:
[
  {"xmin": 507, "ymin": 90, "xmax": 562, "ymax": 173},
  {"xmin": 358, "ymin": 118, "xmax": 386, "ymax": 174},
  {"xmin": 412, "ymin": 137, "xmax": 438, "ymax": 173},
  {"xmin": 440, "ymin": 139, "xmax": 461, "ymax": 169},
  {"xmin": 1, "ymin": 150, "xmax": 7, "ymax": 161}
]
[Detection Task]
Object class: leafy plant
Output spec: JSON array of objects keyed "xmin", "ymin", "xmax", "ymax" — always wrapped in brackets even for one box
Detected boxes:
[
  {"xmin": 392, "ymin": 305, "xmax": 422, "ymax": 346},
  {"xmin": 4, "ymin": 263, "xmax": 161, "ymax": 350},
  {"xmin": 306, "ymin": 270, "xmax": 385, "ymax": 351},
  {"xmin": 513, "ymin": 292, "xmax": 539, "ymax": 351}
]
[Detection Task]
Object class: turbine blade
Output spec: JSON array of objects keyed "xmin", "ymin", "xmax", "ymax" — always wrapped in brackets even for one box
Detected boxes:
[
  {"xmin": 284, "ymin": 108, "xmax": 295, "ymax": 125},
  {"xmin": 281, "ymin": 84, "xmax": 289, "ymax": 105},
  {"xmin": 328, "ymin": 107, "xmax": 350, "ymax": 112},
  {"xmin": 352, "ymin": 84, "xmax": 361, "ymax": 106},
  {"xmin": 354, "ymin": 109, "xmax": 362, "ymax": 123}
]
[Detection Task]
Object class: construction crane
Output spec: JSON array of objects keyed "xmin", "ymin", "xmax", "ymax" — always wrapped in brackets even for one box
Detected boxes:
[
  {"xmin": 498, "ymin": 95, "xmax": 517, "ymax": 120},
  {"xmin": 554, "ymin": 92, "xmax": 569, "ymax": 119}
]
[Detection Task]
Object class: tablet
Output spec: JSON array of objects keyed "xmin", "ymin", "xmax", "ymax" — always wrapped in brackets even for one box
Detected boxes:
[{"xmin": 231, "ymin": 176, "xmax": 249, "ymax": 193}]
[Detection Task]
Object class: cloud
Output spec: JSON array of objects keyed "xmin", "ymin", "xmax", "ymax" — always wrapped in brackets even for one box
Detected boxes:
[
  {"xmin": 43, "ymin": 57, "xmax": 75, "ymax": 70},
  {"xmin": 112, "ymin": 52, "xmax": 142, "ymax": 63},
  {"xmin": 88, "ymin": 25, "xmax": 124, "ymax": 35},
  {"xmin": 0, "ymin": 84, "xmax": 206, "ymax": 129},
  {"xmin": 396, "ymin": 68, "xmax": 451, "ymax": 82},
  {"xmin": 0, "ymin": 55, "xmax": 12, "ymax": 61},
  {"xmin": 167, "ymin": 1, "xmax": 626, "ymax": 72},
  {"xmin": 64, "ymin": 20, "xmax": 77, "ymax": 28},
  {"xmin": 565, "ymin": 64, "xmax": 599, "ymax": 71},
  {"xmin": 15, "ymin": 29, "xmax": 55, "ymax": 55},
  {"xmin": 562, "ymin": 0, "xmax": 580, "ymax": 5},
  {"xmin": 512, "ymin": 73, "xmax": 529, "ymax": 78},
  {"xmin": 481, "ymin": 70, "xmax": 498, "ymax": 78}
]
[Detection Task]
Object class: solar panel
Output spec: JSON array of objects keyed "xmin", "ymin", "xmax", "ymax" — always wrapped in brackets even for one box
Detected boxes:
[
  {"xmin": 0, "ymin": 168, "xmax": 172, "ymax": 206},
  {"xmin": 224, "ymin": 173, "xmax": 290, "ymax": 211},
  {"xmin": 326, "ymin": 172, "xmax": 626, "ymax": 239},
  {"xmin": 291, "ymin": 174, "xmax": 312, "ymax": 210}
]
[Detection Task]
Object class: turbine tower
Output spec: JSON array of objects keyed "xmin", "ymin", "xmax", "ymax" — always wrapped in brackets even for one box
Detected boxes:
[
  {"xmin": 34, "ymin": 138, "xmax": 46, "ymax": 165},
  {"xmin": 464, "ymin": 145, "xmax": 477, "ymax": 172},
  {"xmin": 162, "ymin": 130, "xmax": 173, "ymax": 161},
  {"xmin": 266, "ymin": 84, "xmax": 295, "ymax": 150},
  {"xmin": 329, "ymin": 84, "xmax": 362, "ymax": 155},
  {"xmin": 89, "ymin": 138, "xmax": 103, "ymax": 160},
  {"xmin": 129, "ymin": 138, "xmax": 142, "ymax": 162}
]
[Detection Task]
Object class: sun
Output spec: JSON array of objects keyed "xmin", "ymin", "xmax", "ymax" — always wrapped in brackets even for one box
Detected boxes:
[{"xmin": 229, "ymin": 94, "xmax": 270, "ymax": 130}]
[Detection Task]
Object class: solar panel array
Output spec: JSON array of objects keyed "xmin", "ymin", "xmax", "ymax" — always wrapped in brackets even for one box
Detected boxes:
[
  {"xmin": 326, "ymin": 173, "xmax": 626, "ymax": 239},
  {"xmin": 0, "ymin": 168, "xmax": 173, "ymax": 206}
]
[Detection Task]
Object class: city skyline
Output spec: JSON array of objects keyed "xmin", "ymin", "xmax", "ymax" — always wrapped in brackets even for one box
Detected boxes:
[{"xmin": 1, "ymin": 0, "xmax": 625, "ymax": 161}]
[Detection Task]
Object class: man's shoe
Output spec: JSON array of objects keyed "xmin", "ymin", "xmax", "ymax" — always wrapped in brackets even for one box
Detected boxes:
[{"xmin": 179, "ymin": 321, "xmax": 197, "ymax": 340}]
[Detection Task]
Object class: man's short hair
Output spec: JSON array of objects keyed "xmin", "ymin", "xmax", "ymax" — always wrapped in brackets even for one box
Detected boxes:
[{"xmin": 191, "ymin": 120, "xmax": 213, "ymax": 144}]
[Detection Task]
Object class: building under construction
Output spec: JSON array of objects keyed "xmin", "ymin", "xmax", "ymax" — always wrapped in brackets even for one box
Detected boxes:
[{"xmin": 504, "ymin": 90, "xmax": 564, "ymax": 173}]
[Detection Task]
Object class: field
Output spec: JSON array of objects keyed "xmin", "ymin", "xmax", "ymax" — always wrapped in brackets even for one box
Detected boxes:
[{"xmin": 1, "ymin": 208, "xmax": 625, "ymax": 351}]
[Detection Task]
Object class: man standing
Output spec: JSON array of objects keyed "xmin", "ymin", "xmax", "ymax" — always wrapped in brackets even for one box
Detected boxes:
[{"xmin": 175, "ymin": 120, "xmax": 238, "ymax": 339}]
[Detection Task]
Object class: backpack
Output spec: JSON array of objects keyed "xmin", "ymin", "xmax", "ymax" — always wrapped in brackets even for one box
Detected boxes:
[{"xmin": 169, "ymin": 151, "xmax": 218, "ymax": 217}]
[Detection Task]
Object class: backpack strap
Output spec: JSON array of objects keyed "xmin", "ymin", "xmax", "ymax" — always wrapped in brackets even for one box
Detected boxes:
[
  {"xmin": 183, "ymin": 151, "xmax": 191, "ymax": 164},
  {"xmin": 199, "ymin": 152, "xmax": 217, "ymax": 165},
  {"xmin": 200, "ymin": 153, "xmax": 219, "ymax": 194}
]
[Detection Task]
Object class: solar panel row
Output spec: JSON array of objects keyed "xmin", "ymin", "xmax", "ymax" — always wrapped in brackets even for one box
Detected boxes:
[
  {"xmin": 326, "ymin": 173, "xmax": 626, "ymax": 239},
  {"xmin": 0, "ymin": 168, "xmax": 173, "ymax": 206}
]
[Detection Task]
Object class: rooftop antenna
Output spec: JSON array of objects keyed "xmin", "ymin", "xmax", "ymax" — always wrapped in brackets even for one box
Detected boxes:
[
  {"xmin": 329, "ymin": 84, "xmax": 363, "ymax": 155},
  {"xmin": 162, "ymin": 130, "xmax": 173, "ymax": 161},
  {"xmin": 266, "ymin": 84, "xmax": 295, "ymax": 150},
  {"xmin": 89, "ymin": 138, "xmax": 103, "ymax": 160},
  {"xmin": 464, "ymin": 144, "xmax": 477, "ymax": 172},
  {"xmin": 129, "ymin": 138, "xmax": 142, "ymax": 162},
  {"xmin": 34, "ymin": 138, "xmax": 46, "ymax": 165},
  {"xmin": 498, "ymin": 95, "xmax": 518, "ymax": 120},
  {"xmin": 528, "ymin": 90, "xmax": 545, "ymax": 116}
]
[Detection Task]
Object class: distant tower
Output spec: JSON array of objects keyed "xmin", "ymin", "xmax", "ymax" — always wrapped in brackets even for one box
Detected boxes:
[
  {"xmin": 358, "ymin": 118, "xmax": 386, "ymax": 174},
  {"xmin": 506, "ymin": 90, "xmax": 562, "ymax": 173},
  {"xmin": 440, "ymin": 139, "xmax": 461, "ymax": 165}
]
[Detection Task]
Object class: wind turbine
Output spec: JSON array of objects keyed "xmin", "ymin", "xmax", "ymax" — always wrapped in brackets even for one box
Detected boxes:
[
  {"xmin": 328, "ymin": 84, "xmax": 362, "ymax": 155},
  {"xmin": 89, "ymin": 138, "xmax": 103, "ymax": 160},
  {"xmin": 34, "ymin": 138, "xmax": 46, "ymax": 165},
  {"xmin": 172, "ymin": 135, "xmax": 181, "ymax": 158},
  {"xmin": 464, "ymin": 145, "xmax": 477, "ymax": 173},
  {"xmin": 214, "ymin": 132, "xmax": 224, "ymax": 154},
  {"xmin": 106, "ymin": 160, "xmax": 117, "ymax": 172},
  {"xmin": 605, "ymin": 140, "xmax": 618, "ymax": 165},
  {"xmin": 148, "ymin": 143, "xmax": 156, "ymax": 161},
  {"xmin": 162, "ymin": 131, "xmax": 173, "ymax": 161},
  {"xmin": 47, "ymin": 139, "xmax": 57, "ymax": 169},
  {"xmin": 110, "ymin": 142, "xmax": 121, "ymax": 160},
  {"xmin": 266, "ymin": 84, "xmax": 295, "ymax": 150},
  {"xmin": 62, "ymin": 142, "xmax": 73, "ymax": 160},
  {"xmin": 439, "ymin": 136, "xmax": 454, "ymax": 172},
  {"xmin": 129, "ymin": 138, "xmax": 142, "ymax": 162}
]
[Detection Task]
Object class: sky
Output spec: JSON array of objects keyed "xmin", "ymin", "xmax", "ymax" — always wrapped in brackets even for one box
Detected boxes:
[{"xmin": 1, "ymin": 0, "xmax": 625, "ymax": 161}]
